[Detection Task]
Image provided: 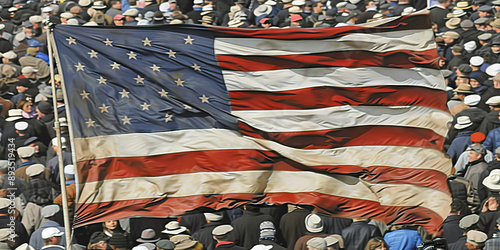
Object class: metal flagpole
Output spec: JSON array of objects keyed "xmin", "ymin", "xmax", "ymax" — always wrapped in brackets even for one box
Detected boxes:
[{"xmin": 46, "ymin": 22, "xmax": 72, "ymax": 250}]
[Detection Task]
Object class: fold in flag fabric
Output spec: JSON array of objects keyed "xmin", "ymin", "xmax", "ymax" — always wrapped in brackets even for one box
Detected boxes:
[{"xmin": 52, "ymin": 11, "xmax": 452, "ymax": 234}]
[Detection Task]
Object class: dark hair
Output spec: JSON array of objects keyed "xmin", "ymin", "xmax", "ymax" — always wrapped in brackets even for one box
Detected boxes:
[
  {"xmin": 365, "ymin": 237, "xmax": 388, "ymax": 250},
  {"xmin": 450, "ymin": 199, "xmax": 467, "ymax": 214}
]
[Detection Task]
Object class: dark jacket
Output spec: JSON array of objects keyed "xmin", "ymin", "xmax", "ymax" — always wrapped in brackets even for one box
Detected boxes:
[
  {"xmin": 448, "ymin": 235, "xmax": 468, "ymax": 250},
  {"xmin": 192, "ymin": 221, "xmax": 225, "ymax": 250},
  {"xmin": 341, "ymin": 221, "xmax": 381, "ymax": 250},
  {"xmin": 442, "ymin": 215, "xmax": 463, "ymax": 244},
  {"xmin": 231, "ymin": 210, "xmax": 274, "ymax": 249},
  {"xmin": 478, "ymin": 110, "xmax": 500, "ymax": 136},
  {"xmin": 279, "ymin": 208, "xmax": 309, "ymax": 249}
]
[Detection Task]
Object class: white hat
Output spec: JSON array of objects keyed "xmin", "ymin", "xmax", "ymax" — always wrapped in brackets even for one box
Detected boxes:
[
  {"xmin": 41, "ymin": 227, "xmax": 64, "ymax": 239},
  {"xmin": 2, "ymin": 51, "xmax": 16, "ymax": 60},
  {"xmin": 0, "ymin": 228, "xmax": 12, "ymax": 241},
  {"xmin": 21, "ymin": 66, "xmax": 38, "ymax": 75},
  {"xmin": 401, "ymin": 7, "xmax": 416, "ymax": 15},
  {"xmin": 483, "ymin": 169, "xmax": 500, "ymax": 191},
  {"xmin": 159, "ymin": 2, "xmax": 170, "ymax": 12},
  {"xmin": 0, "ymin": 198, "xmax": 10, "ymax": 209},
  {"xmin": 212, "ymin": 225, "xmax": 233, "ymax": 236},
  {"xmin": 51, "ymin": 137, "xmax": 67, "ymax": 149},
  {"xmin": 60, "ymin": 12, "xmax": 73, "ymax": 20},
  {"xmin": 291, "ymin": 0, "xmax": 305, "ymax": 5},
  {"xmin": 29, "ymin": 15, "xmax": 43, "ymax": 23},
  {"xmin": 464, "ymin": 41, "xmax": 477, "ymax": 53},
  {"xmin": 306, "ymin": 237, "xmax": 326, "ymax": 250},
  {"xmin": 455, "ymin": 116, "xmax": 473, "ymax": 129},
  {"xmin": 466, "ymin": 230, "xmax": 487, "ymax": 246},
  {"xmin": 15, "ymin": 243, "xmax": 34, "ymax": 250},
  {"xmin": 41, "ymin": 7, "xmax": 53, "ymax": 13},
  {"xmin": 486, "ymin": 63, "xmax": 500, "ymax": 77},
  {"xmin": 161, "ymin": 221, "xmax": 187, "ymax": 234},
  {"xmin": 486, "ymin": 96, "xmax": 500, "ymax": 106},
  {"xmin": 464, "ymin": 94, "xmax": 481, "ymax": 106},
  {"xmin": 453, "ymin": 9, "xmax": 467, "ymax": 17},
  {"xmin": 193, "ymin": 0, "xmax": 203, "ymax": 4},
  {"xmin": 64, "ymin": 164, "xmax": 75, "ymax": 176},
  {"xmin": 123, "ymin": 8, "xmax": 139, "ymax": 17},
  {"xmin": 66, "ymin": 19, "xmax": 79, "ymax": 25},
  {"xmin": 324, "ymin": 236, "xmax": 339, "ymax": 247},
  {"xmin": 5, "ymin": 109, "xmax": 22, "ymax": 122},
  {"xmin": 14, "ymin": 121, "xmax": 28, "ymax": 131},
  {"xmin": 26, "ymin": 163, "xmax": 45, "ymax": 177},
  {"xmin": 305, "ymin": 214, "xmax": 323, "ymax": 233},
  {"xmin": 204, "ymin": 212, "xmax": 223, "ymax": 222},
  {"xmin": 17, "ymin": 146, "xmax": 35, "ymax": 158},
  {"xmin": 253, "ymin": 5, "xmax": 272, "ymax": 17},
  {"xmin": 264, "ymin": 0, "xmax": 276, "ymax": 5},
  {"xmin": 470, "ymin": 56, "xmax": 484, "ymax": 66},
  {"xmin": 41, "ymin": 204, "xmax": 60, "ymax": 218}
]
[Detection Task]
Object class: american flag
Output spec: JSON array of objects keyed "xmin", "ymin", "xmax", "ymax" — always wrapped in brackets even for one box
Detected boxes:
[{"xmin": 52, "ymin": 12, "xmax": 452, "ymax": 234}]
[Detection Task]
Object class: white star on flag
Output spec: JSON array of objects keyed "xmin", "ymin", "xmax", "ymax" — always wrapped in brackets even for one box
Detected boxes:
[
  {"xmin": 140, "ymin": 102, "xmax": 151, "ymax": 110},
  {"xmin": 66, "ymin": 37, "xmax": 76, "ymax": 45},
  {"xmin": 150, "ymin": 64, "xmax": 160, "ymax": 72},
  {"xmin": 111, "ymin": 62, "xmax": 121, "ymax": 70},
  {"xmin": 191, "ymin": 63, "xmax": 201, "ymax": 71},
  {"xmin": 119, "ymin": 89, "xmax": 130, "ymax": 98},
  {"xmin": 134, "ymin": 75, "xmax": 145, "ymax": 84},
  {"xmin": 165, "ymin": 114, "xmax": 173, "ymax": 122},
  {"xmin": 127, "ymin": 51, "xmax": 137, "ymax": 60},
  {"xmin": 199, "ymin": 94, "xmax": 210, "ymax": 103},
  {"xmin": 86, "ymin": 118, "xmax": 95, "ymax": 127},
  {"xmin": 175, "ymin": 78, "xmax": 185, "ymax": 87},
  {"xmin": 104, "ymin": 38, "xmax": 113, "ymax": 46},
  {"xmin": 88, "ymin": 50, "xmax": 98, "ymax": 58},
  {"xmin": 99, "ymin": 104, "xmax": 110, "ymax": 113},
  {"xmin": 166, "ymin": 50, "xmax": 176, "ymax": 58},
  {"xmin": 80, "ymin": 90, "xmax": 90, "ymax": 100},
  {"xmin": 121, "ymin": 115, "xmax": 131, "ymax": 125},
  {"xmin": 142, "ymin": 37, "xmax": 152, "ymax": 46},
  {"xmin": 184, "ymin": 35, "xmax": 194, "ymax": 44},
  {"xmin": 75, "ymin": 62, "xmax": 85, "ymax": 71},
  {"xmin": 97, "ymin": 76, "xmax": 107, "ymax": 85},
  {"xmin": 158, "ymin": 89, "xmax": 168, "ymax": 98}
]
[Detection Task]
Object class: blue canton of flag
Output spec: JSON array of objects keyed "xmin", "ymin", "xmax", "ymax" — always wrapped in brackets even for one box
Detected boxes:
[{"xmin": 54, "ymin": 25, "xmax": 237, "ymax": 138}]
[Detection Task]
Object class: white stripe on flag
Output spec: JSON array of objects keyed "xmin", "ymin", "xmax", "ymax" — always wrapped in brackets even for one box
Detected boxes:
[
  {"xmin": 214, "ymin": 29, "xmax": 435, "ymax": 56},
  {"xmin": 223, "ymin": 67, "xmax": 446, "ymax": 92},
  {"xmin": 78, "ymin": 170, "xmax": 451, "ymax": 219},
  {"xmin": 73, "ymin": 129, "xmax": 451, "ymax": 174},
  {"xmin": 232, "ymin": 105, "xmax": 452, "ymax": 136}
]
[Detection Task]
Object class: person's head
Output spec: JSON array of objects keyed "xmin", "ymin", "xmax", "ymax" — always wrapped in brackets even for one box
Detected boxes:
[
  {"xmin": 486, "ymin": 196, "xmax": 498, "ymax": 211},
  {"xmin": 113, "ymin": 14, "xmax": 125, "ymax": 26},
  {"xmin": 312, "ymin": 1, "xmax": 323, "ymax": 13},
  {"xmin": 469, "ymin": 144, "xmax": 486, "ymax": 161},
  {"xmin": 42, "ymin": 227, "xmax": 64, "ymax": 246},
  {"xmin": 212, "ymin": 225, "xmax": 233, "ymax": 242},
  {"xmin": 465, "ymin": 230, "xmax": 487, "ymax": 249},
  {"xmin": 89, "ymin": 232, "xmax": 109, "ymax": 249},
  {"xmin": 259, "ymin": 18, "xmax": 271, "ymax": 28},
  {"xmin": 103, "ymin": 220, "xmax": 118, "ymax": 232},
  {"xmin": 17, "ymin": 99, "xmax": 32, "ymax": 114},
  {"xmin": 450, "ymin": 199, "xmax": 467, "ymax": 215},
  {"xmin": 306, "ymin": 237, "xmax": 326, "ymax": 250},
  {"xmin": 364, "ymin": 236, "xmax": 388, "ymax": 250}
]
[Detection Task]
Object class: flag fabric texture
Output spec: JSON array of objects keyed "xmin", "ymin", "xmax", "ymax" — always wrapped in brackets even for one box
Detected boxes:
[{"xmin": 52, "ymin": 12, "xmax": 452, "ymax": 234}]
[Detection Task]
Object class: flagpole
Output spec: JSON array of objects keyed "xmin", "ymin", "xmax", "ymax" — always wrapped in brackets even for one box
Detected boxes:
[{"xmin": 46, "ymin": 22, "xmax": 72, "ymax": 250}]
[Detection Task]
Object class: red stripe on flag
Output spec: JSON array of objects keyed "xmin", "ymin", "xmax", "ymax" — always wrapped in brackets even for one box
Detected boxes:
[
  {"xmin": 229, "ymin": 86, "xmax": 448, "ymax": 112},
  {"xmin": 237, "ymin": 123, "xmax": 444, "ymax": 150},
  {"xmin": 212, "ymin": 14, "xmax": 431, "ymax": 39},
  {"xmin": 217, "ymin": 50, "xmax": 440, "ymax": 71},
  {"xmin": 77, "ymin": 152, "xmax": 450, "ymax": 194},
  {"xmin": 74, "ymin": 192, "xmax": 444, "ymax": 234}
]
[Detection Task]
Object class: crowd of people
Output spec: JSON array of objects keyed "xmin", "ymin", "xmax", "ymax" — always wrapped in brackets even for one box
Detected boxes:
[{"xmin": 1, "ymin": 0, "xmax": 500, "ymax": 249}]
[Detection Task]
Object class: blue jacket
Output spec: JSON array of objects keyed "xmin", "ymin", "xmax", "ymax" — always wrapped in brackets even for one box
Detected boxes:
[
  {"xmin": 484, "ymin": 127, "xmax": 500, "ymax": 152},
  {"xmin": 384, "ymin": 229, "xmax": 422, "ymax": 250},
  {"xmin": 447, "ymin": 131, "xmax": 474, "ymax": 164}
]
